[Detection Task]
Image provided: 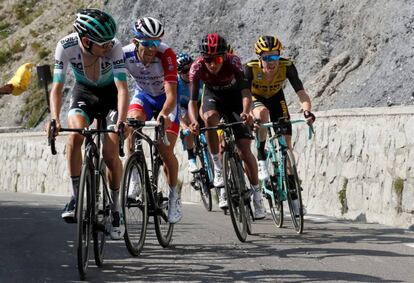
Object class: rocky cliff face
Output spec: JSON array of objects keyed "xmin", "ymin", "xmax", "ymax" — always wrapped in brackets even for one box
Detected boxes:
[
  {"xmin": 0, "ymin": 0, "xmax": 413, "ymax": 127},
  {"xmin": 107, "ymin": 0, "xmax": 414, "ymax": 112}
]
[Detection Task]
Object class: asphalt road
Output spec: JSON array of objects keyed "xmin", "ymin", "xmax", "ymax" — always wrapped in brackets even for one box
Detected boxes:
[{"xmin": 0, "ymin": 192, "xmax": 413, "ymax": 283}]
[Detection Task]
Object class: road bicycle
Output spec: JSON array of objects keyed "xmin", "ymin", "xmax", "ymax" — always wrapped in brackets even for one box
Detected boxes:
[
  {"xmin": 121, "ymin": 116, "xmax": 174, "ymax": 256},
  {"xmin": 48, "ymin": 118, "xmax": 124, "ymax": 280},
  {"xmin": 202, "ymin": 118, "xmax": 254, "ymax": 242},
  {"xmin": 256, "ymin": 118, "xmax": 313, "ymax": 234},
  {"xmin": 180, "ymin": 128, "xmax": 215, "ymax": 211}
]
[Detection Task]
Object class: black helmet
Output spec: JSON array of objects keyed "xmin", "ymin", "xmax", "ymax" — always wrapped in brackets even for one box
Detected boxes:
[{"xmin": 199, "ymin": 33, "xmax": 227, "ymax": 55}]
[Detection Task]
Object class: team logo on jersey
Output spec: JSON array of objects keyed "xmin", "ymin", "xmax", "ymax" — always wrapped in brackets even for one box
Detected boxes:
[
  {"xmin": 77, "ymin": 101, "xmax": 86, "ymax": 107},
  {"xmin": 257, "ymin": 73, "xmax": 263, "ymax": 80}
]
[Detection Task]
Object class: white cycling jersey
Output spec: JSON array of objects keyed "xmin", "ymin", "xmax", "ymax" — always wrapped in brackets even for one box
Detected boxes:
[
  {"xmin": 53, "ymin": 32, "xmax": 127, "ymax": 87},
  {"xmin": 123, "ymin": 42, "xmax": 177, "ymax": 97}
]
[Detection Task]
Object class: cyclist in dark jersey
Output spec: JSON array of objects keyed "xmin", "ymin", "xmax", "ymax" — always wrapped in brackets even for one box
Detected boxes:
[{"xmin": 188, "ymin": 33, "xmax": 266, "ymax": 220}]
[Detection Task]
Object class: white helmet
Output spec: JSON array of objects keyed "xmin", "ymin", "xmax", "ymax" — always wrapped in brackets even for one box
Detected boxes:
[{"xmin": 132, "ymin": 17, "xmax": 164, "ymax": 39}]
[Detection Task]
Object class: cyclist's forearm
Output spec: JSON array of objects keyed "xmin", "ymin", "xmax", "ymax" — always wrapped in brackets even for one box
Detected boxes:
[
  {"xmin": 241, "ymin": 89, "xmax": 252, "ymax": 113},
  {"xmin": 297, "ymin": 89, "xmax": 311, "ymax": 112},
  {"xmin": 188, "ymin": 100, "xmax": 199, "ymax": 123},
  {"xmin": 116, "ymin": 81, "xmax": 129, "ymax": 122},
  {"xmin": 50, "ymin": 83, "xmax": 63, "ymax": 120},
  {"xmin": 160, "ymin": 82, "xmax": 177, "ymax": 116}
]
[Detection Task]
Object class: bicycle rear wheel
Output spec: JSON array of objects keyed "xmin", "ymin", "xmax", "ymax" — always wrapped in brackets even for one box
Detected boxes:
[
  {"xmin": 153, "ymin": 161, "xmax": 174, "ymax": 247},
  {"xmin": 285, "ymin": 150, "xmax": 304, "ymax": 234},
  {"xmin": 93, "ymin": 160, "xmax": 109, "ymax": 266},
  {"xmin": 223, "ymin": 152, "xmax": 247, "ymax": 242},
  {"xmin": 121, "ymin": 154, "xmax": 148, "ymax": 256},
  {"xmin": 197, "ymin": 150, "xmax": 212, "ymax": 211},
  {"xmin": 77, "ymin": 163, "xmax": 93, "ymax": 280}
]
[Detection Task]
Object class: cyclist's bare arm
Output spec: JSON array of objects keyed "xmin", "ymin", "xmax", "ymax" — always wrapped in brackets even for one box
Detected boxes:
[
  {"xmin": 297, "ymin": 89, "xmax": 311, "ymax": 112},
  {"xmin": 48, "ymin": 82, "xmax": 64, "ymax": 133},
  {"xmin": 0, "ymin": 84, "xmax": 13, "ymax": 95},
  {"xmin": 159, "ymin": 82, "xmax": 177, "ymax": 124},
  {"xmin": 241, "ymin": 88, "xmax": 253, "ymax": 124},
  {"xmin": 115, "ymin": 80, "xmax": 129, "ymax": 125}
]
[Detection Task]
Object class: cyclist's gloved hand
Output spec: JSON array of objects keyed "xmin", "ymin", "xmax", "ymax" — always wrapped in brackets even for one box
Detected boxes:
[
  {"xmin": 240, "ymin": 112, "xmax": 253, "ymax": 126},
  {"xmin": 189, "ymin": 121, "xmax": 199, "ymax": 135},
  {"xmin": 303, "ymin": 110, "xmax": 316, "ymax": 124},
  {"xmin": 158, "ymin": 113, "xmax": 172, "ymax": 129},
  {"xmin": 45, "ymin": 119, "xmax": 61, "ymax": 137}
]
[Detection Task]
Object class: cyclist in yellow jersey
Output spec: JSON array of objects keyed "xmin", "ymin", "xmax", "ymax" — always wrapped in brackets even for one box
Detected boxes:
[{"xmin": 245, "ymin": 35, "xmax": 315, "ymax": 182}]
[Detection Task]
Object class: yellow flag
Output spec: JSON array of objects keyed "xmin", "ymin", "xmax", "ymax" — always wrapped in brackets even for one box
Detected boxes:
[{"xmin": 7, "ymin": 63, "xmax": 33, "ymax": 96}]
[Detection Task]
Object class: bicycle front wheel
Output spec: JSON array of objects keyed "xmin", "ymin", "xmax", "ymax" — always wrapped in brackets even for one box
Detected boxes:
[
  {"xmin": 285, "ymin": 150, "xmax": 304, "ymax": 234},
  {"xmin": 153, "ymin": 161, "xmax": 174, "ymax": 247},
  {"xmin": 268, "ymin": 174, "xmax": 283, "ymax": 228},
  {"xmin": 93, "ymin": 159, "xmax": 109, "ymax": 266},
  {"xmin": 198, "ymin": 150, "xmax": 212, "ymax": 211},
  {"xmin": 77, "ymin": 163, "xmax": 93, "ymax": 280},
  {"xmin": 121, "ymin": 153, "xmax": 148, "ymax": 256},
  {"xmin": 223, "ymin": 152, "xmax": 247, "ymax": 242}
]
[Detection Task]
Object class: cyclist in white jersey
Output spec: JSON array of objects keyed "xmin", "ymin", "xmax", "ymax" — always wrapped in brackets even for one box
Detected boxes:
[
  {"xmin": 123, "ymin": 17, "xmax": 182, "ymax": 223},
  {"xmin": 47, "ymin": 9, "xmax": 128, "ymax": 240}
]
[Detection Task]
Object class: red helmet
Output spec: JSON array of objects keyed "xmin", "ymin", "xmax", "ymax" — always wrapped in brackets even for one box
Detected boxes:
[{"xmin": 199, "ymin": 33, "xmax": 227, "ymax": 55}]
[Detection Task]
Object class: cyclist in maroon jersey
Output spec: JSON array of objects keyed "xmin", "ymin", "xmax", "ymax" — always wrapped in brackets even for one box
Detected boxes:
[{"xmin": 188, "ymin": 33, "xmax": 266, "ymax": 219}]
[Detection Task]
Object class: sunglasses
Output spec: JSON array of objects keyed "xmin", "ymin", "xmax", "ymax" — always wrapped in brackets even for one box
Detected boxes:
[
  {"xmin": 138, "ymin": 39, "xmax": 161, "ymax": 48},
  {"xmin": 261, "ymin": 54, "xmax": 280, "ymax": 62},
  {"xmin": 203, "ymin": 55, "xmax": 224, "ymax": 64},
  {"xmin": 88, "ymin": 38, "xmax": 114, "ymax": 49}
]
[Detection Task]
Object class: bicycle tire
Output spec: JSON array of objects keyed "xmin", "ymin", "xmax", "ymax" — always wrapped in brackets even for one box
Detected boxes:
[
  {"xmin": 197, "ymin": 150, "xmax": 212, "ymax": 211},
  {"xmin": 121, "ymin": 153, "xmax": 148, "ymax": 256},
  {"xmin": 77, "ymin": 163, "xmax": 93, "ymax": 280},
  {"xmin": 268, "ymin": 174, "xmax": 284, "ymax": 228},
  {"xmin": 93, "ymin": 159, "xmax": 108, "ymax": 266},
  {"xmin": 153, "ymin": 160, "xmax": 174, "ymax": 247},
  {"xmin": 285, "ymin": 150, "xmax": 304, "ymax": 234},
  {"xmin": 223, "ymin": 152, "xmax": 247, "ymax": 242}
]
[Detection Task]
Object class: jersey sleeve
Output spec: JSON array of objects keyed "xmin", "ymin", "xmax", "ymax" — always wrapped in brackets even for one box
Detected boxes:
[
  {"xmin": 230, "ymin": 55, "xmax": 249, "ymax": 90},
  {"xmin": 243, "ymin": 63, "xmax": 253, "ymax": 86},
  {"xmin": 286, "ymin": 63, "xmax": 304, "ymax": 92},
  {"xmin": 189, "ymin": 59, "xmax": 202, "ymax": 101},
  {"xmin": 161, "ymin": 48, "xmax": 178, "ymax": 84},
  {"xmin": 53, "ymin": 41, "xmax": 69, "ymax": 84},
  {"xmin": 111, "ymin": 41, "xmax": 127, "ymax": 82}
]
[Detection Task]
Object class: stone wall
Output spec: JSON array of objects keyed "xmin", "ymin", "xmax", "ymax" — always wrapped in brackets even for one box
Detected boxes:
[
  {"xmin": 0, "ymin": 106, "xmax": 413, "ymax": 228},
  {"xmin": 293, "ymin": 106, "xmax": 414, "ymax": 229}
]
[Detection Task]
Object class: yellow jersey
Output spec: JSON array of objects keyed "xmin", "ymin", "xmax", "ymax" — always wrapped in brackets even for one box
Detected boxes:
[{"xmin": 244, "ymin": 58, "xmax": 304, "ymax": 99}]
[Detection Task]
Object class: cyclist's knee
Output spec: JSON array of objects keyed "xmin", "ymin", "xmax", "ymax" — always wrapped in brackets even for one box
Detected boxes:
[
  {"xmin": 203, "ymin": 111, "xmax": 219, "ymax": 126},
  {"xmin": 128, "ymin": 109, "xmax": 146, "ymax": 121},
  {"xmin": 67, "ymin": 133, "xmax": 84, "ymax": 148}
]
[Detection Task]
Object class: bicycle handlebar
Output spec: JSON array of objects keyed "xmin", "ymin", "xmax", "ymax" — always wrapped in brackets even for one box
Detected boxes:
[
  {"xmin": 200, "ymin": 120, "xmax": 245, "ymax": 132},
  {"xmin": 126, "ymin": 117, "xmax": 170, "ymax": 146},
  {"xmin": 48, "ymin": 119, "xmax": 125, "ymax": 156},
  {"xmin": 48, "ymin": 119, "xmax": 57, "ymax": 155},
  {"xmin": 254, "ymin": 118, "xmax": 314, "ymax": 148}
]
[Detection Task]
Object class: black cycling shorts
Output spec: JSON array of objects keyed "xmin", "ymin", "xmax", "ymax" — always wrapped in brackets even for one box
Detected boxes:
[
  {"xmin": 202, "ymin": 86, "xmax": 252, "ymax": 140},
  {"xmin": 252, "ymin": 94, "xmax": 292, "ymax": 135},
  {"xmin": 68, "ymin": 82, "xmax": 118, "ymax": 129}
]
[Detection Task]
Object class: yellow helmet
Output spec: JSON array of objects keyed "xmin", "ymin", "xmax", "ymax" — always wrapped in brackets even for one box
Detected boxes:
[{"xmin": 255, "ymin": 36, "xmax": 282, "ymax": 55}]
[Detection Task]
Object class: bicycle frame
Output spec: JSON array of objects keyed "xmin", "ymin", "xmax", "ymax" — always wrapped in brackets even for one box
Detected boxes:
[{"xmin": 259, "ymin": 119, "xmax": 313, "ymax": 203}]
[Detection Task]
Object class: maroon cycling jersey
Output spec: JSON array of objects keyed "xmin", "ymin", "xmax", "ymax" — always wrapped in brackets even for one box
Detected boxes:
[{"xmin": 189, "ymin": 54, "xmax": 249, "ymax": 101}]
